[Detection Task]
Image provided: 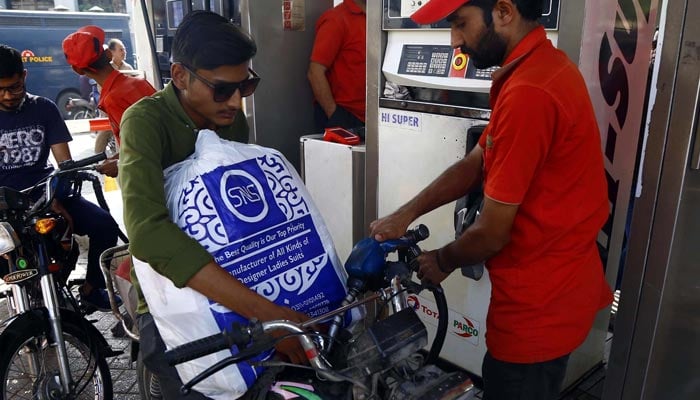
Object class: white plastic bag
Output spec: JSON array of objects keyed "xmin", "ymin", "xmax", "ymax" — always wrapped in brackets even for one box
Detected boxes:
[{"xmin": 134, "ymin": 130, "xmax": 350, "ymax": 399}]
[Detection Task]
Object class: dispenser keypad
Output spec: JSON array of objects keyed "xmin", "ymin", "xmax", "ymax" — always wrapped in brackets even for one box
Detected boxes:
[
  {"xmin": 399, "ymin": 45, "xmax": 452, "ymax": 77},
  {"xmin": 398, "ymin": 44, "xmax": 497, "ymax": 81}
]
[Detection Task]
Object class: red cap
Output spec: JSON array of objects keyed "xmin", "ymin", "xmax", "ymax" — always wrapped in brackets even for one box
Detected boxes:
[
  {"xmin": 411, "ymin": 0, "xmax": 470, "ymax": 25},
  {"xmin": 62, "ymin": 25, "xmax": 105, "ymax": 69}
]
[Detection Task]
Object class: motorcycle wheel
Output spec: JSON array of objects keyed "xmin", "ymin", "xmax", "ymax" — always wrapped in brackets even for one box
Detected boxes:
[
  {"xmin": 72, "ymin": 109, "xmax": 90, "ymax": 120},
  {"xmin": 0, "ymin": 317, "xmax": 113, "ymax": 399},
  {"xmin": 137, "ymin": 352, "xmax": 162, "ymax": 399}
]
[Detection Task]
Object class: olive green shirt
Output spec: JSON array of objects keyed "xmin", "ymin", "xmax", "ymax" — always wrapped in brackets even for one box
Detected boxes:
[{"xmin": 119, "ymin": 82, "xmax": 249, "ymax": 314}]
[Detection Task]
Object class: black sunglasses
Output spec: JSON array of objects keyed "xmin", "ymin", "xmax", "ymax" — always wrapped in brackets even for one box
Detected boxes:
[
  {"xmin": 181, "ymin": 64, "xmax": 260, "ymax": 102},
  {"xmin": 0, "ymin": 79, "xmax": 25, "ymax": 96}
]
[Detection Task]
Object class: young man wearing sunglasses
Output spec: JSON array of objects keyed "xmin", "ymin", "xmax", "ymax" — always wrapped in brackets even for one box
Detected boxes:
[{"xmin": 118, "ymin": 11, "xmax": 309, "ymax": 399}]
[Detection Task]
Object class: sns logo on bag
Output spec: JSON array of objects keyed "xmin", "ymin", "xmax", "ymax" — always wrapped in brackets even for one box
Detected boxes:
[
  {"xmin": 202, "ymin": 159, "xmax": 287, "ymax": 238},
  {"xmin": 169, "ymin": 145, "xmax": 348, "ymax": 320},
  {"xmin": 220, "ymin": 169, "xmax": 267, "ymax": 223}
]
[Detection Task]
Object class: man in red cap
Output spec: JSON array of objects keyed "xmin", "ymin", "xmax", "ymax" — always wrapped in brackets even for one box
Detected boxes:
[
  {"xmin": 62, "ymin": 25, "xmax": 156, "ymax": 177},
  {"xmin": 371, "ymin": 1, "xmax": 613, "ymax": 399}
]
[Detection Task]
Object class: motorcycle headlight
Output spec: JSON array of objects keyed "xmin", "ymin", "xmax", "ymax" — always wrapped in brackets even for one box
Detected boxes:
[{"xmin": 0, "ymin": 222, "xmax": 20, "ymax": 256}]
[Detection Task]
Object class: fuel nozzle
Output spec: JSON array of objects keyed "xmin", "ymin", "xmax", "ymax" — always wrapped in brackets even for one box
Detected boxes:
[
  {"xmin": 326, "ymin": 226, "xmax": 431, "ymax": 354},
  {"xmin": 344, "ymin": 237, "xmax": 387, "ymax": 291},
  {"xmin": 326, "ymin": 238, "xmax": 386, "ymax": 353}
]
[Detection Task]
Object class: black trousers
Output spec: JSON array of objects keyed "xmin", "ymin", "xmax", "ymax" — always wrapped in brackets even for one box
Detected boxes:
[
  {"xmin": 138, "ymin": 313, "xmax": 211, "ymax": 399},
  {"xmin": 137, "ymin": 313, "xmax": 287, "ymax": 400},
  {"xmin": 482, "ymin": 351, "xmax": 570, "ymax": 400},
  {"xmin": 313, "ymin": 103, "xmax": 365, "ymax": 133},
  {"xmin": 62, "ymin": 195, "xmax": 119, "ymax": 289}
]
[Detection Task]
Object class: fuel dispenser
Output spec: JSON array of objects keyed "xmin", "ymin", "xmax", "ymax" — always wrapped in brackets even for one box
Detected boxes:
[{"xmin": 376, "ymin": 0, "xmax": 562, "ymax": 379}]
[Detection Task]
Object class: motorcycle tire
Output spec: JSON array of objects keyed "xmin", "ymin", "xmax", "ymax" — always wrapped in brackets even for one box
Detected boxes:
[
  {"xmin": 137, "ymin": 351, "xmax": 163, "ymax": 399},
  {"xmin": 0, "ymin": 316, "xmax": 113, "ymax": 399},
  {"xmin": 72, "ymin": 109, "xmax": 96, "ymax": 120}
]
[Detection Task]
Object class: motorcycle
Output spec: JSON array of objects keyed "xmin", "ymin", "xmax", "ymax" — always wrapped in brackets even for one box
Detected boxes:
[
  {"xmin": 66, "ymin": 78, "xmax": 100, "ymax": 121},
  {"xmin": 0, "ymin": 153, "xmax": 120, "ymax": 399},
  {"xmin": 163, "ymin": 225, "xmax": 476, "ymax": 400},
  {"xmin": 66, "ymin": 97, "xmax": 99, "ymax": 120},
  {"xmin": 64, "ymin": 79, "xmax": 118, "ymax": 156}
]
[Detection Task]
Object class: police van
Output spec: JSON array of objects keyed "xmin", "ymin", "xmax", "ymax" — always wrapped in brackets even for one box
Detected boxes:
[{"xmin": 0, "ymin": 10, "xmax": 134, "ymax": 119}]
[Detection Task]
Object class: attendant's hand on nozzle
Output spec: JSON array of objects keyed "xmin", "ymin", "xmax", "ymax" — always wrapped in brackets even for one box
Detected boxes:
[
  {"xmin": 370, "ymin": 209, "xmax": 414, "ymax": 242},
  {"xmin": 416, "ymin": 249, "xmax": 451, "ymax": 286}
]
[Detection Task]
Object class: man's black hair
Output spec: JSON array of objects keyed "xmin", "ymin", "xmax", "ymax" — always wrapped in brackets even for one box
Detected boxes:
[
  {"xmin": 88, "ymin": 51, "xmax": 112, "ymax": 71},
  {"xmin": 448, "ymin": 0, "xmax": 543, "ymax": 23},
  {"xmin": 0, "ymin": 44, "xmax": 24, "ymax": 79},
  {"xmin": 511, "ymin": 0, "xmax": 543, "ymax": 21},
  {"xmin": 171, "ymin": 10, "xmax": 257, "ymax": 70}
]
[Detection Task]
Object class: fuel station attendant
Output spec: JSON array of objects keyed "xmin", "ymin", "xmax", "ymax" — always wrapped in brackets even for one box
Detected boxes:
[
  {"xmin": 62, "ymin": 25, "xmax": 156, "ymax": 177},
  {"xmin": 370, "ymin": 1, "xmax": 613, "ymax": 399},
  {"xmin": 63, "ymin": 26, "xmax": 156, "ymax": 145},
  {"xmin": 308, "ymin": 0, "xmax": 366, "ymax": 132}
]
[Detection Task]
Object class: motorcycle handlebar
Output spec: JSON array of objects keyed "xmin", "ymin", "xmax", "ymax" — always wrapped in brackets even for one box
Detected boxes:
[
  {"xmin": 165, "ymin": 322, "xmax": 253, "ymax": 366},
  {"xmin": 164, "ymin": 227, "xmax": 431, "ymax": 392},
  {"xmin": 59, "ymin": 152, "xmax": 107, "ymax": 171},
  {"xmin": 165, "ymin": 286, "xmax": 401, "ymax": 368}
]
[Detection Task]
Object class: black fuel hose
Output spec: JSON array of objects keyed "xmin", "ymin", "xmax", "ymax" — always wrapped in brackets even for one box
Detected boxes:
[{"xmin": 425, "ymin": 283, "xmax": 448, "ymax": 365}]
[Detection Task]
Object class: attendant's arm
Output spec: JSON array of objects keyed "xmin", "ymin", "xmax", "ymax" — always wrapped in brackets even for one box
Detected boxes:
[
  {"xmin": 307, "ymin": 61, "xmax": 336, "ymax": 117},
  {"xmin": 370, "ymin": 145, "xmax": 485, "ymax": 241},
  {"xmin": 441, "ymin": 197, "xmax": 516, "ymax": 267},
  {"xmin": 415, "ymin": 197, "xmax": 517, "ymax": 285}
]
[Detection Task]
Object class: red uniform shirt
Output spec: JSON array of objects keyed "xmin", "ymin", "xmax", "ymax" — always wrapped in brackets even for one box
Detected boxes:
[
  {"xmin": 478, "ymin": 26, "xmax": 613, "ymax": 363},
  {"xmin": 310, "ymin": 0, "xmax": 366, "ymax": 122},
  {"xmin": 99, "ymin": 69, "xmax": 156, "ymax": 144}
]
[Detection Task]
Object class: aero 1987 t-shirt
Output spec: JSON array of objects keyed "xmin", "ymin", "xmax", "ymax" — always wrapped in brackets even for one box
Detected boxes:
[{"xmin": 0, "ymin": 94, "xmax": 72, "ymax": 191}]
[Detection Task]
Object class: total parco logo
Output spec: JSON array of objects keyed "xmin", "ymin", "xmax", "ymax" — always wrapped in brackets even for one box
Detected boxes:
[
  {"xmin": 454, "ymin": 317, "xmax": 479, "ymax": 338},
  {"xmin": 407, "ymin": 294, "xmax": 420, "ymax": 310}
]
